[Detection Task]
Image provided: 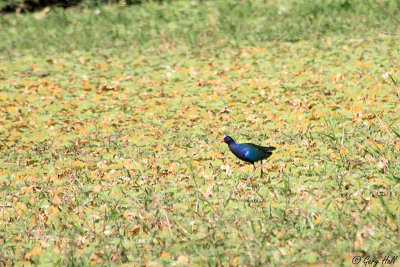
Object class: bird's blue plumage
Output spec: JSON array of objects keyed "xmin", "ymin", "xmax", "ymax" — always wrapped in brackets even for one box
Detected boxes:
[{"xmin": 223, "ymin": 136, "xmax": 275, "ymax": 164}]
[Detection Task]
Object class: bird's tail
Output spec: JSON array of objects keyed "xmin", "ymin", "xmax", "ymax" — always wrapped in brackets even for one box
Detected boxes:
[{"xmin": 260, "ymin": 146, "xmax": 276, "ymax": 152}]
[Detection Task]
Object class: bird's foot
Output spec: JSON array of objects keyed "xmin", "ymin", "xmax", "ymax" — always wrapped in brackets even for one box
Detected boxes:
[{"xmin": 260, "ymin": 165, "xmax": 265, "ymax": 178}]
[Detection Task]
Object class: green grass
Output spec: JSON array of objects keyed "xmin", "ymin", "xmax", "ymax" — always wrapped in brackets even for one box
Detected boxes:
[
  {"xmin": 1, "ymin": 0, "xmax": 400, "ymax": 56},
  {"xmin": 0, "ymin": 0, "xmax": 400, "ymax": 266}
]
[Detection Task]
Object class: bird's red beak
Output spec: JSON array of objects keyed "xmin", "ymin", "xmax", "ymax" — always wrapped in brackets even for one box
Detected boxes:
[{"xmin": 221, "ymin": 138, "xmax": 225, "ymax": 143}]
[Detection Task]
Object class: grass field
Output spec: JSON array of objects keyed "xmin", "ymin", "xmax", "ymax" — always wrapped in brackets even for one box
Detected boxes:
[{"xmin": 1, "ymin": 0, "xmax": 400, "ymax": 266}]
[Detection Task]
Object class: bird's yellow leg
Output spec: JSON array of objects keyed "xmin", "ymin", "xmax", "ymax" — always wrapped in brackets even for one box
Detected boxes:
[{"xmin": 251, "ymin": 163, "xmax": 257, "ymax": 184}]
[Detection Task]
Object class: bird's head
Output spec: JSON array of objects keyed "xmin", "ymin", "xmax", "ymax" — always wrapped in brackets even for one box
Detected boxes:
[{"xmin": 221, "ymin": 135, "xmax": 234, "ymax": 144}]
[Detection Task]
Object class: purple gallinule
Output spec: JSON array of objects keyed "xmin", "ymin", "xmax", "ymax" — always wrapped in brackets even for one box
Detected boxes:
[{"xmin": 221, "ymin": 135, "xmax": 275, "ymax": 178}]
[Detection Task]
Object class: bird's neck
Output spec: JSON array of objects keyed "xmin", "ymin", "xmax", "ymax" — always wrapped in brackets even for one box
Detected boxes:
[{"xmin": 228, "ymin": 141, "xmax": 236, "ymax": 149}]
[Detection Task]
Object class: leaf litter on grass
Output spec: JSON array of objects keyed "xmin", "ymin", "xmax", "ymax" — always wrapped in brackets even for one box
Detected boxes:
[{"xmin": 0, "ymin": 34, "xmax": 400, "ymax": 265}]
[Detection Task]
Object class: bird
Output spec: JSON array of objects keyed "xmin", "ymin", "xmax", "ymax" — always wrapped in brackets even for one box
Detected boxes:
[{"xmin": 221, "ymin": 135, "xmax": 275, "ymax": 179}]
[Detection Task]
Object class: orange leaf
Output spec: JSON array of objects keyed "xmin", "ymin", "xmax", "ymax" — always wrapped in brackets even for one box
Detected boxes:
[
  {"xmin": 52, "ymin": 195, "xmax": 62, "ymax": 205},
  {"xmin": 25, "ymin": 246, "xmax": 43, "ymax": 259}
]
